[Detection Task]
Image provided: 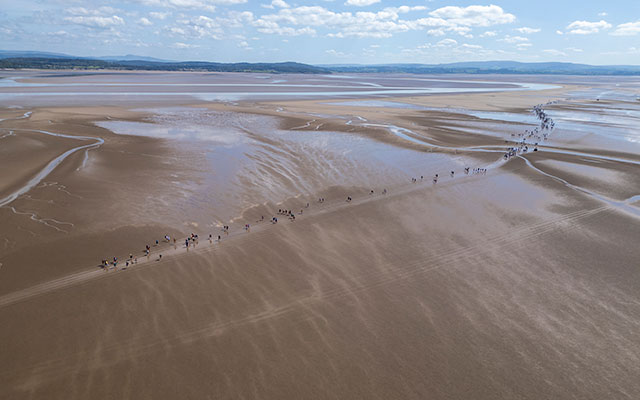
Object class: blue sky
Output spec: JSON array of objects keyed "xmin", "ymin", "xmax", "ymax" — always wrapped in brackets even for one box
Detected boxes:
[{"xmin": 2, "ymin": 0, "xmax": 640, "ymax": 64}]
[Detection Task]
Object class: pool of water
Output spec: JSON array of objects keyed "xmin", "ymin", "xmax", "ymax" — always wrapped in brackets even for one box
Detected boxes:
[{"xmin": 97, "ymin": 108, "xmax": 478, "ymax": 223}]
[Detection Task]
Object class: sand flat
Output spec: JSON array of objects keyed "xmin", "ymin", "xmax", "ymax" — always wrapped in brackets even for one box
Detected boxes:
[{"xmin": 0, "ymin": 71, "xmax": 639, "ymax": 399}]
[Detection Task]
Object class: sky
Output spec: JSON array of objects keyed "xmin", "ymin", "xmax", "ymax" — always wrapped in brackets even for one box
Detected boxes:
[{"xmin": 2, "ymin": 0, "xmax": 640, "ymax": 65}]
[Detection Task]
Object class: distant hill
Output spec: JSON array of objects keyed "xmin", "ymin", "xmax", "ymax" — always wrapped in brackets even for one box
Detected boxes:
[
  {"xmin": 0, "ymin": 57, "xmax": 331, "ymax": 74},
  {"xmin": 96, "ymin": 54, "xmax": 175, "ymax": 63},
  {"xmin": 0, "ymin": 50, "xmax": 80, "ymax": 59},
  {"xmin": 320, "ymin": 61, "xmax": 640, "ymax": 75},
  {"xmin": 2, "ymin": 52, "xmax": 639, "ymax": 75},
  {"xmin": 0, "ymin": 51, "xmax": 173, "ymax": 63}
]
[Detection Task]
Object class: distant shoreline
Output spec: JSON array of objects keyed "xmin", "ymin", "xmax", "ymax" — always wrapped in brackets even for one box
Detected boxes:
[{"xmin": 2, "ymin": 56, "xmax": 640, "ymax": 75}]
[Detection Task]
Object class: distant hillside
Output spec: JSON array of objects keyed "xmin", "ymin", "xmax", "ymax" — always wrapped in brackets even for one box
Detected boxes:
[
  {"xmin": 0, "ymin": 50, "xmax": 78, "ymax": 59},
  {"xmin": 2, "ymin": 53, "xmax": 639, "ymax": 75},
  {"xmin": 96, "ymin": 54, "xmax": 175, "ymax": 63},
  {"xmin": 321, "ymin": 61, "xmax": 640, "ymax": 75},
  {"xmin": 0, "ymin": 51, "xmax": 174, "ymax": 63},
  {"xmin": 0, "ymin": 57, "xmax": 331, "ymax": 74}
]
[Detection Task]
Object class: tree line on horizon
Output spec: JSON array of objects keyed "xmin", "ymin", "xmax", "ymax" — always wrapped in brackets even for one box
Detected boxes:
[{"xmin": 0, "ymin": 57, "xmax": 331, "ymax": 74}]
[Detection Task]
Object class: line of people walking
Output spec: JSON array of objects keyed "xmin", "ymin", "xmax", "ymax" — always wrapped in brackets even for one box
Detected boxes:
[{"xmin": 101, "ymin": 102, "xmax": 559, "ymax": 273}]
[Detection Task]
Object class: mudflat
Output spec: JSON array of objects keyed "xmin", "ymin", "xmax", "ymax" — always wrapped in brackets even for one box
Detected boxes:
[{"xmin": 1, "ymin": 71, "xmax": 639, "ymax": 399}]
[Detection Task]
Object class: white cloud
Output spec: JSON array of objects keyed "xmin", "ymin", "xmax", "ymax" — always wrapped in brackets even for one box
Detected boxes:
[
  {"xmin": 255, "ymin": 6, "xmax": 407, "ymax": 38},
  {"xmin": 344, "ymin": 0, "xmax": 381, "ymax": 6},
  {"xmin": 480, "ymin": 30, "xmax": 497, "ymax": 37},
  {"xmin": 138, "ymin": 0, "xmax": 247, "ymax": 12},
  {"xmin": 428, "ymin": 5, "xmax": 515, "ymax": 27},
  {"xmin": 448, "ymin": 25, "xmax": 473, "ymax": 38},
  {"xmin": 566, "ymin": 20, "xmax": 611, "ymax": 35},
  {"xmin": 598, "ymin": 12, "xmax": 608, "ymax": 17},
  {"xmin": 516, "ymin": 27, "xmax": 540, "ymax": 34},
  {"xmin": 362, "ymin": 47, "xmax": 375, "ymax": 56},
  {"xmin": 46, "ymin": 30, "xmax": 77, "ymax": 39},
  {"xmin": 556, "ymin": 30, "xmax": 563, "ymax": 35},
  {"xmin": 256, "ymin": 7, "xmax": 354, "ymax": 27},
  {"xmin": 543, "ymin": 49, "xmax": 566, "ymax": 56},
  {"xmin": 133, "ymin": 40, "xmax": 150, "ymax": 47},
  {"xmin": 254, "ymin": 19, "xmax": 316, "ymax": 36},
  {"xmin": 263, "ymin": 0, "xmax": 289, "ymax": 9},
  {"xmin": 389, "ymin": 6, "xmax": 427, "ymax": 13},
  {"xmin": 173, "ymin": 15, "xmax": 223, "ymax": 39},
  {"xmin": 150, "ymin": 11, "xmax": 171, "ymax": 19},
  {"xmin": 139, "ymin": 17, "xmax": 152, "ymax": 26},
  {"xmin": 436, "ymin": 38, "xmax": 457, "ymax": 47},
  {"xmin": 66, "ymin": 7, "xmax": 119, "ymax": 16},
  {"xmin": 238, "ymin": 40, "xmax": 252, "ymax": 49},
  {"xmin": 405, "ymin": 40, "xmax": 493, "ymax": 59},
  {"xmin": 427, "ymin": 28, "xmax": 445, "ymax": 36},
  {"xmin": 171, "ymin": 42, "xmax": 199, "ymax": 48},
  {"xmin": 64, "ymin": 15, "xmax": 125, "ymax": 28},
  {"xmin": 168, "ymin": 27, "xmax": 186, "ymax": 35},
  {"xmin": 253, "ymin": 4, "xmax": 515, "ymax": 39},
  {"xmin": 326, "ymin": 49, "xmax": 348, "ymax": 56},
  {"xmin": 460, "ymin": 43, "xmax": 482, "ymax": 50},
  {"xmin": 611, "ymin": 21, "xmax": 640, "ymax": 36},
  {"xmin": 63, "ymin": 6, "xmax": 127, "ymax": 29},
  {"xmin": 218, "ymin": 11, "xmax": 254, "ymax": 27},
  {"xmin": 499, "ymin": 35, "xmax": 529, "ymax": 43}
]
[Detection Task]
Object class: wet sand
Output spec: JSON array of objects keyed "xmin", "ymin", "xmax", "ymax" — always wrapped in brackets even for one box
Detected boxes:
[{"xmin": 1, "ymin": 72, "xmax": 639, "ymax": 399}]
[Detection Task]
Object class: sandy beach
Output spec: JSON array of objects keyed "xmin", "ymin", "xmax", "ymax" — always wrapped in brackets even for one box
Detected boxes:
[{"xmin": 1, "ymin": 71, "xmax": 639, "ymax": 399}]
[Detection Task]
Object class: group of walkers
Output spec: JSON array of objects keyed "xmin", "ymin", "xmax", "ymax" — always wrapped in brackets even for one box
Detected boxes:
[
  {"xmin": 101, "ymin": 102, "xmax": 558, "ymax": 273},
  {"xmin": 504, "ymin": 103, "xmax": 556, "ymax": 160},
  {"xmin": 410, "ymin": 163, "xmax": 488, "ymax": 185},
  {"xmin": 102, "ymin": 253, "xmax": 138, "ymax": 271},
  {"xmin": 185, "ymin": 233, "xmax": 199, "ymax": 250},
  {"xmin": 100, "ymin": 162, "xmax": 493, "ymax": 272}
]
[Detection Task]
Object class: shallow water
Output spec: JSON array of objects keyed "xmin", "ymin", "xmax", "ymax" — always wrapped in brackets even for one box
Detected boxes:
[
  {"xmin": 326, "ymin": 100, "xmax": 427, "ymax": 109},
  {"xmin": 97, "ymin": 108, "xmax": 475, "ymax": 223},
  {"xmin": 0, "ymin": 73, "xmax": 559, "ymax": 105},
  {"xmin": 327, "ymin": 99, "xmax": 546, "ymax": 125},
  {"xmin": 331, "ymin": 96, "xmax": 640, "ymax": 147},
  {"xmin": 546, "ymin": 106, "xmax": 640, "ymax": 144}
]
